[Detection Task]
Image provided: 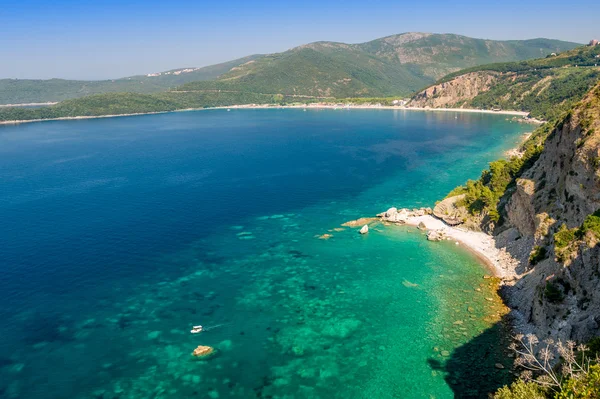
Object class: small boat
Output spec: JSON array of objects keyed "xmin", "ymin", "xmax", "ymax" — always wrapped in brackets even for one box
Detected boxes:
[
  {"xmin": 190, "ymin": 325, "xmax": 203, "ymax": 334},
  {"xmin": 227, "ymin": 108, "xmax": 231, "ymax": 112}
]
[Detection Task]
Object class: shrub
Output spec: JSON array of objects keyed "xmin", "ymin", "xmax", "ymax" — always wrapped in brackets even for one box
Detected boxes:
[
  {"xmin": 556, "ymin": 364, "xmax": 600, "ymax": 399},
  {"xmin": 554, "ymin": 224, "xmax": 577, "ymax": 262},
  {"xmin": 530, "ymin": 246, "xmax": 548, "ymax": 265},
  {"xmin": 493, "ymin": 380, "xmax": 547, "ymax": 399},
  {"xmin": 578, "ymin": 212, "xmax": 600, "ymax": 240}
]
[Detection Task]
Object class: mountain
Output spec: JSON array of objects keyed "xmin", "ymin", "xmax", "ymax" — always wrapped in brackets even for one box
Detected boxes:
[
  {"xmin": 0, "ymin": 55, "xmax": 262, "ymax": 105},
  {"xmin": 175, "ymin": 33, "xmax": 580, "ymax": 98},
  {"xmin": 408, "ymin": 44, "xmax": 600, "ymax": 120},
  {"xmin": 0, "ymin": 33, "xmax": 579, "ymax": 105}
]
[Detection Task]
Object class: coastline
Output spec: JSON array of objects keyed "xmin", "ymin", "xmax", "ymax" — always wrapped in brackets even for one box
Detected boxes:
[{"xmin": 0, "ymin": 103, "xmax": 535, "ymax": 126}]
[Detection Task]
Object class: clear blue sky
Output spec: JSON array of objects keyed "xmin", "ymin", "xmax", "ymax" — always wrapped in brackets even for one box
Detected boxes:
[{"xmin": 2, "ymin": 0, "xmax": 598, "ymax": 80}]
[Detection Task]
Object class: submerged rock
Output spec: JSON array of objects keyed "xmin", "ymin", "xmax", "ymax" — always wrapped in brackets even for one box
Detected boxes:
[
  {"xmin": 359, "ymin": 225, "xmax": 369, "ymax": 234},
  {"xmin": 192, "ymin": 345, "xmax": 215, "ymax": 358},
  {"xmin": 317, "ymin": 234, "xmax": 333, "ymax": 240},
  {"xmin": 342, "ymin": 217, "xmax": 377, "ymax": 227}
]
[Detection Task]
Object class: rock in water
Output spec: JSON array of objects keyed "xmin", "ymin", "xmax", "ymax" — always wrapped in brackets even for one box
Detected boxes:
[
  {"xmin": 427, "ymin": 229, "xmax": 446, "ymax": 241},
  {"xmin": 359, "ymin": 225, "xmax": 369, "ymax": 234},
  {"xmin": 192, "ymin": 345, "xmax": 214, "ymax": 358},
  {"xmin": 417, "ymin": 221, "xmax": 427, "ymax": 230}
]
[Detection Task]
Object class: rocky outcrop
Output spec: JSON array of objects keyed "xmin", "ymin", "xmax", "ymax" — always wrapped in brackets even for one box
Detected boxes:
[
  {"xmin": 377, "ymin": 207, "xmax": 432, "ymax": 223},
  {"xmin": 433, "ymin": 195, "xmax": 468, "ymax": 226},
  {"xmin": 359, "ymin": 225, "xmax": 369, "ymax": 234},
  {"xmin": 408, "ymin": 72, "xmax": 500, "ymax": 109}
]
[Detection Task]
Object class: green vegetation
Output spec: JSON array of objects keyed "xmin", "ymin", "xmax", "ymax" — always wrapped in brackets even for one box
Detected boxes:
[
  {"xmin": 556, "ymin": 364, "xmax": 600, "ymax": 399},
  {"xmin": 0, "ymin": 55, "xmax": 262, "ymax": 105},
  {"xmin": 419, "ymin": 45, "xmax": 600, "ymax": 120},
  {"xmin": 529, "ymin": 246, "xmax": 548, "ymax": 265},
  {"xmin": 0, "ymin": 91, "xmax": 330, "ymax": 122},
  {"xmin": 450, "ymin": 122, "xmax": 548, "ymax": 222},
  {"xmin": 3, "ymin": 34, "xmax": 575, "ymax": 106},
  {"xmin": 470, "ymin": 67, "xmax": 600, "ymax": 120},
  {"xmin": 440, "ymin": 44, "xmax": 600, "ymax": 82},
  {"xmin": 176, "ymin": 35, "xmax": 578, "ymax": 100},
  {"xmin": 498, "ymin": 365, "xmax": 600, "ymax": 399},
  {"xmin": 494, "ymin": 380, "xmax": 547, "ymax": 399},
  {"xmin": 0, "ymin": 34, "xmax": 581, "ymax": 121},
  {"xmin": 443, "ymin": 78, "xmax": 596, "ymax": 225},
  {"xmin": 553, "ymin": 210, "xmax": 600, "ymax": 263}
]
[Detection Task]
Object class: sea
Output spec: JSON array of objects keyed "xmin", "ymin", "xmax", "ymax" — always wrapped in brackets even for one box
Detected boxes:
[{"xmin": 0, "ymin": 109, "xmax": 532, "ymax": 398}]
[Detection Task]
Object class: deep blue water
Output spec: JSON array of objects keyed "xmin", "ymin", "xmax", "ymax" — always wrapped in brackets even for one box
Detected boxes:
[{"xmin": 0, "ymin": 109, "xmax": 530, "ymax": 398}]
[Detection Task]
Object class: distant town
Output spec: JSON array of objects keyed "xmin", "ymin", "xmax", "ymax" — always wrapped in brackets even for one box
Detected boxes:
[{"xmin": 146, "ymin": 68, "xmax": 202, "ymax": 77}]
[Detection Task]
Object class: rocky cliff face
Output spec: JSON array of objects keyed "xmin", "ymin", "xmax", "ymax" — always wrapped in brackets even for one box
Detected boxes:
[
  {"xmin": 408, "ymin": 71, "xmax": 501, "ymax": 108},
  {"xmin": 494, "ymin": 83, "xmax": 600, "ymax": 342}
]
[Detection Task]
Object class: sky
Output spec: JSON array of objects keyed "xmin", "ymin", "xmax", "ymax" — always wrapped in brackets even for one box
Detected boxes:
[{"xmin": 2, "ymin": 0, "xmax": 599, "ymax": 80}]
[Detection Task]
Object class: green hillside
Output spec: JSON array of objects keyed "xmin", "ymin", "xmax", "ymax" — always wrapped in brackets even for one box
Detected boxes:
[
  {"xmin": 0, "ymin": 55, "xmax": 262, "ymax": 105},
  {"xmin": 176, "ymin": 33, "xmax": 579, "ymax": 98},
  {"xmin": 1, "ymin": 33, "xmax": 578, "ymax": 105},
  {"xmin": 410, "ymin": 45, "xmax": 600, "ymax": 120},
  {"xmin": 0, "ymin": 33, "xmax": 584, "ymax": 122}
]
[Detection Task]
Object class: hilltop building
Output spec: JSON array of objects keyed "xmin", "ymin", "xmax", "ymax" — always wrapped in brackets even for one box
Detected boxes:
[{"xmin": 589, "ymin": 39, "xmax": 599, "ymax": 46}]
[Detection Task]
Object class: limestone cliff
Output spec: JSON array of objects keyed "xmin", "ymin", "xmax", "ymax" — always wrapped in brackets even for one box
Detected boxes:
[
  {"xmin": 408, "ymin": 71, "xmax": 501, "ymax": 109},
  {"xmin": 492, "ymin": 83, "xmax": 600, "ymax": 342}
]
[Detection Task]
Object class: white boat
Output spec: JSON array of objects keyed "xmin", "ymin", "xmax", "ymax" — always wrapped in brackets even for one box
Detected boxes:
[{"xmin": 190, "ymin": 325, "xmax": 203, "ymax": 334}]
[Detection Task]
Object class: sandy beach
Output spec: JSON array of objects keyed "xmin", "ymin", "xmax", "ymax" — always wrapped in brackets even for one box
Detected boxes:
[
  {"xmin": 222, "ymin": 103, "xmax": 533, "ymax": 117},
  {"xmin": 398, "ymin": 215, "xmax": 517, "ymax": 279},
  {"xmin": 0, "ymin": 103, "xmax": 536, "ymax": 126}
]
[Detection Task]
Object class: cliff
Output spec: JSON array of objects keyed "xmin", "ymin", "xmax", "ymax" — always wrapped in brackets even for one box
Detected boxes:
[
  {"xmin": 440, "ymin": 82, "xmax": 600, "ymax": 343},
  {"xmin": 497, "ymin": 82, "xmax": 600, "ymax": 342},
  {"xmin": 407, "ymin": 45, "xmax": 600, "ymax": 120},
  {"xmin": 408, "ymin": 71, "xmax": 501, "ymax": 109}
]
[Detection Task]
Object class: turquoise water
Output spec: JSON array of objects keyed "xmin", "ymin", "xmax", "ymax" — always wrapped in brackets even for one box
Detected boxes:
[{"xmin": 0, "ymin": 109, "xmax": 529, "ymax": 398}]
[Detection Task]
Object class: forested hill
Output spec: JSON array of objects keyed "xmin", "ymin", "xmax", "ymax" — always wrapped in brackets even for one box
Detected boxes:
[
  {"xmin": 0, "ymin": 33, "xmax": 578, "ymax": 105},
  {"xmin": 408, "ymin": 44, "xmax": 600, "ymax": 120},
  {"xmin": 0, "ymin": 55, "xmax": 262, "ymax": 105},
  {"xmin": 174, "ymin": 33, "xmax": 579, "ymax": 98}
]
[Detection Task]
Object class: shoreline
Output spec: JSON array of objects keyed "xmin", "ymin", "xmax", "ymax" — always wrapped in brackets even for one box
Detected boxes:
[
  {"xmin": 0, "ymin": 104, "xmax": 536, "ymax": 126},
  {"xmin": 399, "ymin": 215, "xmax": 515, "ymax": 279},
  {"xmin": 345, "ymin": 209, "xmax": 519, "ymax": 280}
]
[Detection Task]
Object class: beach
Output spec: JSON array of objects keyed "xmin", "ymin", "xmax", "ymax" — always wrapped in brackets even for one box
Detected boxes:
[
  {"xmin": 0, "ymin": 103, "xmax": 537, "ymax": 126},
  {"xmin": 399, "ymin": 214, "xmax": 518, "ymax": 279}
]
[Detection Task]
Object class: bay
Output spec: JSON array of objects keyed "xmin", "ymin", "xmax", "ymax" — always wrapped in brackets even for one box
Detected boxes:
[{"xmin": 0, "ymin": 109, "xmax": 530, "ymax": 398}]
